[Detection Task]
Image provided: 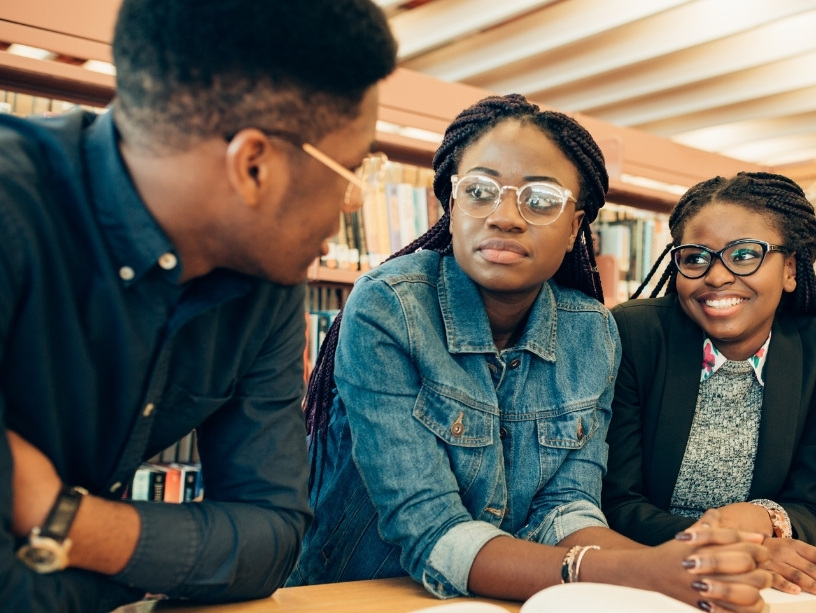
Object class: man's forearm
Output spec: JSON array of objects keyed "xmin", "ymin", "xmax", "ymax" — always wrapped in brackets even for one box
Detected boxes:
[{"xmin": 68, "ymin": 495, "xmax": 141, "ymax": 574}]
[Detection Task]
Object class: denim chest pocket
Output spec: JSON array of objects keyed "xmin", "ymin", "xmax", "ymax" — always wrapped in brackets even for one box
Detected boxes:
[
  {"xmin": 413, "ymin": 381, "xmax": 496, "ymax": 447},
  {"xmin": 536, "ymin": 400, "xmax": 599, "ymax": 449}
]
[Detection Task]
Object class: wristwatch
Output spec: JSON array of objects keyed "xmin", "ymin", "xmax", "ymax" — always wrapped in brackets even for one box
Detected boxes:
[{"xmin": 16, "ymin": 485, "xmax": 88, "ymax": 573}]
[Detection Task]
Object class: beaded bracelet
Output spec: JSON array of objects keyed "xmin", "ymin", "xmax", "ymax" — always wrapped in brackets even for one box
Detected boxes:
[
  {"xmin": 751, "ymin": 499, "xmax": 793, "ymax": 539},
  {"xmin": 560, "ymin": 545, "xmax": 582, "ymax": 583},
  {"xmin": 560, "ymin": 545, "xmax": 600, "ymax": 583}
]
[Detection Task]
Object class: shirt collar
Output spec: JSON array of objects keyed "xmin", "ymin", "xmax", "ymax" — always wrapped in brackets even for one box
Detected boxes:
[
  {"xmin": 438, "ymin": 255, "xmax": 557, "ymax": 361},
  {"xmin": 82, "ymin": 110, "xmax": 181, "ymax": 286},
  {"xmin": 701, "ymin": 332, "xmax": 771, "ymax": 386}
]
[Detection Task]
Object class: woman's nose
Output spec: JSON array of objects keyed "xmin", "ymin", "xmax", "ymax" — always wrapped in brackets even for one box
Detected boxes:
[{"xmin": 703, "ymin": 256, "xmax": 735, "ymax": 286}]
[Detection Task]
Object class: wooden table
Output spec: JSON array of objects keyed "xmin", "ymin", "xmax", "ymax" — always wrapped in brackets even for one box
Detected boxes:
[{"xmin": 146, "ymin": 577, "xmax": 522, "ymax": 612}]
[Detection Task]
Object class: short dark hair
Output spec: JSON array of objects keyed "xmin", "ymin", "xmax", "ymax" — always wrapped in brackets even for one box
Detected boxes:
[
  {"xmin": 635, "ymin": 171, "xmax": 816, "ymax": 315},
  {"xmin": 112, "ymin": 0, "xmax": 397, "ymax": 151}
]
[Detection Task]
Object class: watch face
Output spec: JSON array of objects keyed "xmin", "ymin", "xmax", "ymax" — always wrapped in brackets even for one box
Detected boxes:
[{"xmin": 16, "ymin": 536, "xmax": 70, "ymax": 573}]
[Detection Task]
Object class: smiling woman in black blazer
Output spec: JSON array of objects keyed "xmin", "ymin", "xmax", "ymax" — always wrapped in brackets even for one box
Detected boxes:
[{"xmin": 602, "ymin": 172, "xmax": 816, "ymax": 595}]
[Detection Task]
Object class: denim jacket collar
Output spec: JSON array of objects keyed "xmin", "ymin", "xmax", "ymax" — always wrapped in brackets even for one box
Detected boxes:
[{"xmin": 438, "ymin": 255, "xmax": 557, "ymax": 362}]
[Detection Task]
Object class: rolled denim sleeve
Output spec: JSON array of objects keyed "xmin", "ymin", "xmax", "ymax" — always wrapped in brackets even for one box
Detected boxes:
[
  {"xmin": 336, "ymin": 277, "xmax": 497, "ymax": 597},
  {"xmin": 423, "ymin": 521, "xmax": 507, "ymax": 597}
]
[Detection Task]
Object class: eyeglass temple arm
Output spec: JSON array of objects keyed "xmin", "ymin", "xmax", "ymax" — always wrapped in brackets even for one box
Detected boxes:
[{"xmin": 301, "ymin": 143, "xmax": 369, "ymax": 191}]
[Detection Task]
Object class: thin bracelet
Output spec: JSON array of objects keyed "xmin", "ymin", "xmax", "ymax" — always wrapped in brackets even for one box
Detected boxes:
[
  {"xmin": 572, "ymin": 545, "xmax": 600, "ymax": 583},
  {"xmin": 560, "ymin": 545, "xmax": 582, "ymax": 583}
]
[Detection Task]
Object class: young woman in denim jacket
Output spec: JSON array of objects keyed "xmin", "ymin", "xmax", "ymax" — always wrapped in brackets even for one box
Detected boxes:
[
  {"xmin": 288, "ymin": 94, "xmax": 771, "ymax": 612},
  {"xmin": 603, "ymin": 172, "xmax": 816, "ymax": 596}
]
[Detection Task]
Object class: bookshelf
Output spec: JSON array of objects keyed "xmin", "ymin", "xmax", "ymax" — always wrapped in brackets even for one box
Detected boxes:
[{"xmin": 1, "ymin": 3, "xmax": 782, "ymax": 349}]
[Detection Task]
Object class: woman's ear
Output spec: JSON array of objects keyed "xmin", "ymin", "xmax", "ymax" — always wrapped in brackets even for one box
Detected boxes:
[
  {"xmin": 566, "ymin": 210, "xmax": 586, "ymax": 252},
  {"xmin": 225, "ymin": 129, "xmax": 289, "ymax": 208},
  {"xmin": 783, "ymin": 253, "xmax": 797, "ymax": 293}
]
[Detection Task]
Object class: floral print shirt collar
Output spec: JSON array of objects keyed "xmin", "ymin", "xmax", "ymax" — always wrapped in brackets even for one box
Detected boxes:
[{"xmin": 701, "ymin": 332, "xmax": 771, "ymax": 386}]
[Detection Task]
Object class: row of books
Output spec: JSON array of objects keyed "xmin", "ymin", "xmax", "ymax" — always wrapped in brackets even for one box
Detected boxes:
[
  {"xmin": 127, "ymin": 462, "xmax": 203, "ymax": 503},
  {"xmin": 594, "ymin": 207, "xmax": 672, "ymax": 305},
  {"xmin": 0, "ymin": 89, "xmax": 102, "ymax": 116},
  {"xmin": 323, "ymin": 162, "xmax": 444, "ymax": 271},
  {"xmin": 305, "ymin": 309, "xmax": 340, "ymax": 380}
]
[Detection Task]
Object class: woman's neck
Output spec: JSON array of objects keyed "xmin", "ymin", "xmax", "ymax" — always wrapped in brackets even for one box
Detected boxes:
[{"xmin": 480, "ymin": 288, "xmax": 538, "ymax": 350}]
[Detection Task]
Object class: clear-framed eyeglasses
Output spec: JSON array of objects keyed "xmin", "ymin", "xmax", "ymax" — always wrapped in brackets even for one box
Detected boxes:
[
  {"xmin": 226, "ymin": 129, "xmax": 387, "ymax": 212},
  {"xmin": 301, "ymin": 144, "xmax": 388, "ymax": 212},
  {"xmin": 671, "ymin": 239, "xmax": 790, "ymax": 279},
  {"xmin": 450, "ymin": 173, "xmax": 576, "ymax": 226}
]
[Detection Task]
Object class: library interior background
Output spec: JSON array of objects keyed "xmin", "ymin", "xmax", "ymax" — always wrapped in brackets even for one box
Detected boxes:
[{"xmin": 4, "ymin": 0, "xmax": 816, "ymax": 476}]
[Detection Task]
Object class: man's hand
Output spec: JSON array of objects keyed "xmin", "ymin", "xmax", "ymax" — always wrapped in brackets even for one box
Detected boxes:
[{"xmin": 6, "ymin": 430, "xmax": 63, "ymax": 536}]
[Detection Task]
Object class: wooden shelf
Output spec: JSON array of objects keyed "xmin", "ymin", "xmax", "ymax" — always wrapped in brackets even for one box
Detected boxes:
[{"xmin": 306, "ymin": 261, "xmax": 360, "ymax": 286}]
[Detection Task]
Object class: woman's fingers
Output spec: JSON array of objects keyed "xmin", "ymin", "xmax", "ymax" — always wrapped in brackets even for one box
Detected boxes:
[
  {"xmin": 762, "ymin": 538, "xmax": 816, "ymax": 594},
  {"xmin": 768, "ymin": 569, "xmax": 802, "ymax": 594},
  {"xmin": 694, "ymin": 570, "xmax": 772, "ymax": 613},
  {"xmin": 679, "ymin": 525, "xmax": 765, "ymax": 547},
  {"xmin": 684, "ymin": 545, "xmax": 771, "ymax": 574}
]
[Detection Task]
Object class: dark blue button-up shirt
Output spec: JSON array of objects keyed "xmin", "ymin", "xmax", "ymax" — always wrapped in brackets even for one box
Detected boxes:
[{"xmin": 0, "ymin": 109, "xmax": 311, "ymax": 612}]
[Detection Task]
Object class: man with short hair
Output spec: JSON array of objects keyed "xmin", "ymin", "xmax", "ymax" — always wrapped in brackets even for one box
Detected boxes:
[{"xmin": 0, "ymin": 1, "xmax": 396, "ymax": 610}]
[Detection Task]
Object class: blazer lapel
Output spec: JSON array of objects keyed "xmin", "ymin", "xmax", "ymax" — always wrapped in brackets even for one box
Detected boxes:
[
  {"xmin": 750, "ymin": 316, "xmax": 802, "ymax": 497},
  {"xmin": 649, "ymin": 300, "xmax": 704, "ymax": 508}
]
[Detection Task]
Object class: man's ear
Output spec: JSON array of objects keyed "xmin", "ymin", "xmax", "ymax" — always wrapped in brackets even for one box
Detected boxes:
[{"xmin": 225, "ymin": 129, "xmax": 289, "ymax": 207}]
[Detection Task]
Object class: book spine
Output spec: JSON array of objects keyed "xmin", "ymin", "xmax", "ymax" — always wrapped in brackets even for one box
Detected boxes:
[
  {"xmin": 149, "ymin": 469, "xmax": 166, "ymax": 502},
  {"xmin": 130, "ymin": 465, "xmax": 152, "ymax": 501}
]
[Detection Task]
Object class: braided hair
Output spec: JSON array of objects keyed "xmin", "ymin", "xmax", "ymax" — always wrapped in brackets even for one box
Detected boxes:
[
  {"xmin": 634, "ymin": 171, "xmax": 816, "ymax": 316},
  {"xmin": 305, "ymin": 93, "xmax": 609, "ymax": 437}
]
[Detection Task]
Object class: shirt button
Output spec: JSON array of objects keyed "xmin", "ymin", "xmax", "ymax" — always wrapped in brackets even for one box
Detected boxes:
[
  {"xmin": 119, "ymin": 266, "xmax": 135, "ymax": 281},
  {"xmin": 109, "ymin": 482, "xmax": 122, "ymax": 493},
  {"xmin": 158, "ymin": 253, "xmax": 178, "ymax": 270},
  {"xmin": 508, "ymin": 358, "xmax": 521, "ymax": 369},
  {"xmin": 142, "ymin": 403, "xmax": 155, "ymax": 417},
  {"xmin": 499, "ymin": 426, "xmax": 508, "ymax": 440}
]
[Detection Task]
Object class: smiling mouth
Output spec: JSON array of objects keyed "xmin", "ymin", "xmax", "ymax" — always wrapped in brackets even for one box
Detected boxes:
[{"xmin": 702, "ymin": 297, "xmax": 746, "ymax": 309}]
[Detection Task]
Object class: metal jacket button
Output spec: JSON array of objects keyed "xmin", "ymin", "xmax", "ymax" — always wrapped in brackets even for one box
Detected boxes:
[
  {"xmin": 450, "ymin": 412, "xmax": 465, "ymax": 436},
  {"xmin": 499, "ymin": 426, "xmax": 508, "ymax": 440},
  {"xmin": 508, "ymin": 358, "xmax": 521, "ymax": 369}
]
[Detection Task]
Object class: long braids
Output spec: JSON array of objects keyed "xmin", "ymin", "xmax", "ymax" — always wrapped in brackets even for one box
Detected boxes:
[
  {"xmin": 305, "ymin": 93, "xmax": 609, "ymax": 438},
  {"xmin": 634, "ymin": 171, "xmax": 816, "ymax": 316}
]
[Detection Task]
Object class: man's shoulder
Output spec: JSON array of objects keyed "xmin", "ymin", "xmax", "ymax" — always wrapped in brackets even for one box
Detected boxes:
[
  {"xmin": 0, "ymin": 109, "xmax": 95, "ymax": 166},
  {"xmin": 0, "ymin": 110, "xmax": 97, "ymax": 209}
]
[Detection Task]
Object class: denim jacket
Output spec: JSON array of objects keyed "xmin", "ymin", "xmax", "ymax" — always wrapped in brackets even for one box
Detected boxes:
[{"xmin": 288, "ymin": 250, "xmax": 621, "ymax": 598}]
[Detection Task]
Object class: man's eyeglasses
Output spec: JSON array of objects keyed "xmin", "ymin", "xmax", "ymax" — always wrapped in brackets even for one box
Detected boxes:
[
  {"xmin": 450, "ymin": 173, "xmax": 576, "ymax": 226},
  {"xmin": 671, "ymin": 239, "xmax": 790, "ymax": 279},
  {"xmin": 226, "ymin": 129, "xmax": 387, "ymax": 212}
]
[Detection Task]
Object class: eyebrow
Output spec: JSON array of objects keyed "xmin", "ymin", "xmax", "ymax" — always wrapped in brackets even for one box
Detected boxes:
[{"xmin": 465, "ymin": 166, "xmax": 565, "ymax": 186}]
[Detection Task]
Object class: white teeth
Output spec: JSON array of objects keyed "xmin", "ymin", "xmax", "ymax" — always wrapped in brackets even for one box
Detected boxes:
[{"xmin": 704, "ymin": 297, "xmax": 745, "ymax": 308}]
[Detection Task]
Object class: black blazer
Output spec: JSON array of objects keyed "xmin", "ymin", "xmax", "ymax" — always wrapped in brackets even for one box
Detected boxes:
[{"xmin": 602, "ymin": 295, "xmax": 816, "ymax": 546}]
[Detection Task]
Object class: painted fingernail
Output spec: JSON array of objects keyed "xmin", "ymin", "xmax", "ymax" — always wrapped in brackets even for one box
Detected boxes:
[
  {"xmin": 692, "ymin": 581, "xmax": 710, "ymax": 592},
  {"xmin": 675, "ymin": 531, "xmax": 693, "ymax": 541},
  {"xmin": 698, "ymin": 601, "xmax": 713, "ymax": 612},
  {"xmin": 682, "ymin": 557, "xmax": 700, "ymax": 570}
]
